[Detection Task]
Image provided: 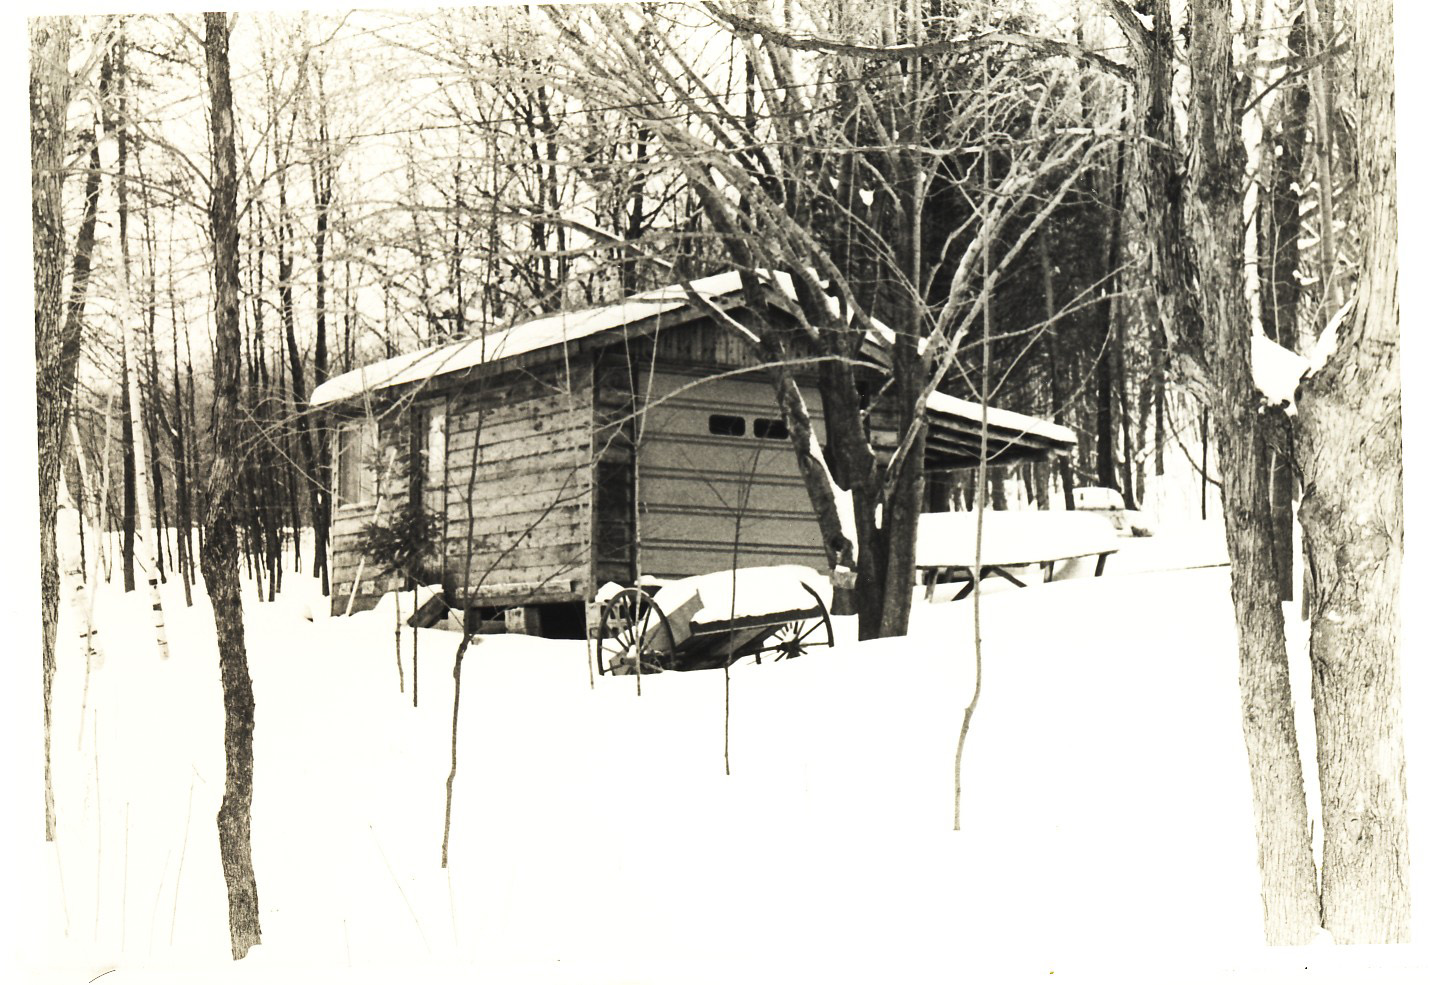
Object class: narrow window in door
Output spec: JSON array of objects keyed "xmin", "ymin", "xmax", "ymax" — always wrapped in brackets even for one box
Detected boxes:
[
  {"xmin": 753, "ymin": 417, "xmax": 789, "ymax": 440},
  {"xmin": 708, "ymin": 414, "xmax": 746, "ymax": 437}
]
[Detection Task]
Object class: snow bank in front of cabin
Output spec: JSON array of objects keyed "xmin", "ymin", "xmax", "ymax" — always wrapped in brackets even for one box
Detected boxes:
[{"xmin": 23, "ymin": 523, "xmax": 1430, "ymax": 985}]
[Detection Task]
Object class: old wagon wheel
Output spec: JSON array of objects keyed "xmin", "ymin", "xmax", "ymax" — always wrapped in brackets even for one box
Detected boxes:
[
  {"xmin": 751, "ymin": 583, "xmax": 835, "ymax": 664},
  {"xmin": 596, "ymin": 588, "xmax": 674, "ymax": 676}
]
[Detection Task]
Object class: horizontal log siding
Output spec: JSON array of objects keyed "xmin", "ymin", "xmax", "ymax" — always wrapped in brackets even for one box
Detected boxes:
[{"xmin": 442, "ymin": 362, "xmax": 594, "ymax": 606}]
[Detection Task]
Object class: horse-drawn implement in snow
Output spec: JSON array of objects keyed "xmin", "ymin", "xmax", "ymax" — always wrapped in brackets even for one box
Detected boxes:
[{"xmin": 593, "ymin": 566, "xmax": 835, "ymax": 675}]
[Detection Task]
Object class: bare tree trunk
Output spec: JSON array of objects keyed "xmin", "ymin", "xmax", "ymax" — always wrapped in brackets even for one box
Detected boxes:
[
  {"xmin": 96, "ymin": 391, "xmax": 117, "ymax": 582},
  {"xmin": 1304, "ymin": 0, "xmax": 1343, "ymax": 317},
  {"xmin": 989, "ymin": 468, "xmax": 1008, "ymax": 511},
  {"xmin": 1037, "ymin": 233, "xmax": 1077, "ymax": 510},
  {"xmin": 279, "ymin": 178, "xmax": 328, "ymax": 602},
  {"xmin": 441, "ymin": 630, "xmax": 474, "ymax": 868},
  {"xmin": 1115, "ymin": 315, "xmax": 1138, "ymax": 509},
  {"xmin": 1106, "ymin": 0, "xmax": 1321, "ymax": 943},
  {"xmin": 1261, "ymin": 18, "xmax": 1309, "ymax": 603},
  {"xmin": 310, "ymin": 105, "xmax": 333, "ymax": 593},
  {"xmin": 1094, "ymin": 131, "xmax": 1125, "ymax": 492},
  {"xmin": 31, "ymin": 16, "xmax": 72, "ymax": 844},
  {"xmin": 1188, "ymin": 1, "xmax": 1320, "ymax": 944},
  {"xmin": 1217, "ymin": 405, "xmax": 1320, "ymax": 943},
  {"xmin": 1134, "ymin": 375, "xmax": 1151, "ymax": 508},
  {"xmin": 121, "ymin": 350, "xmax": 137, "ymax": 592},
  {"xmin": 169, "ymin": 265, "xmax": 195, "ymax": 605},
  {"xmin": 137, "ymin": 145, "xmax": 172, "ymax": 584},
  {"xmin": 1153, "ymin": 330, "xmax": 1165, "ymax": 478},
  {"xmin": 202, "ymin": 13, "xmax": 262, "ymax": 960},
  {"xmin": 101, "ymin": 67, "xmax": 171, "ymax": 659},
  {"xmin": 1200, "ymin": 407, "xmax": 1210, "ymax": 520},
  {"xmin": 1296, "ymin": 1, "xmax": 1409, "ymax": 942}
]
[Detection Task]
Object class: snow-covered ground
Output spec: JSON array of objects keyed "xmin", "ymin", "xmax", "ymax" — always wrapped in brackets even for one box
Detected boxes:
[{"xmin": 8, "ymin": 520, "xmax": 1430, "ymax": 985}]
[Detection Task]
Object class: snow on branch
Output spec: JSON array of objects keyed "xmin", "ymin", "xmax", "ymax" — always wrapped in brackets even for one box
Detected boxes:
[
  {"xmin": 1249, "ymin": 299, "xmax": 1352, "ymax": 414},
  {"xmin": 1250, "ymin": 333, "xmax": 1311, "ymax": 413}
]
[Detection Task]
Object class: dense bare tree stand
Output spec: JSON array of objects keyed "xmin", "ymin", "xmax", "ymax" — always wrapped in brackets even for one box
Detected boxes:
[
  {"xmin": 1296, "ymin": 2, "xmax": 1409, "ymax": 943},
  {"xmin": 202, "ymin": 11, "xmax": 263, "ymax": 960}
]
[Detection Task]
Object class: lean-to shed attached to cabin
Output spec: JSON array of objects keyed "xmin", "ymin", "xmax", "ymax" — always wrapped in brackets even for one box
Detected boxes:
[{"xmin": 311, "ymin": 272, "xmax": 1076, "ymax": 633}]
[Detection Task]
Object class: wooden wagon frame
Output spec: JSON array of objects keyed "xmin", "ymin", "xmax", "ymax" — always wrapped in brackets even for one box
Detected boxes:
[{"xmin": 594, "ymin": 579, "xmax": 835, "ymax": 675}]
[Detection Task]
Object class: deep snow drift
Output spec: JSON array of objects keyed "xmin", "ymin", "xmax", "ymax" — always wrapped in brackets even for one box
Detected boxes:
[{"xmin": 10, "ymin": 521, "xmax": 1430, "ymax": 985}]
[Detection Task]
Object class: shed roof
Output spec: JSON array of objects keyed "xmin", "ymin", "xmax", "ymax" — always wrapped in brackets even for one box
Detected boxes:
[
  {"xmin": 311, "ymin": 272, "xmax": 746, "ymax": 408},
  {"xmin": 311, "ymin": 271, "xmax": 1076, "ymax": 457},
  {"xmin": 925, "ymin": 391, "xmax": 1076, "ymax": 455}
]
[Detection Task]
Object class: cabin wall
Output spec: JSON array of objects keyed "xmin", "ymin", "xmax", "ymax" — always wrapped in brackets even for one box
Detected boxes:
[
  {"xmin": 329, "ymin": 360, "xmax": 595, "ymax": 614},
  {"xmin": 584, "ymin": 318, "xmax": 830, "ymax": 583},
  {"xmin": 441, "ymin": 360, "xmax": 595, "ymax": 607},
  {"xmin": 329, "ymin": 404, "xmax": 426, "ymax": 614},
  {"xmin": 632, "ymin": 341, "xmax": 829, "ymax": 579}
]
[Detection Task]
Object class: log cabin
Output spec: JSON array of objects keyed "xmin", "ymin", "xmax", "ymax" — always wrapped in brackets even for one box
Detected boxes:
[{"xmin": 310, "ymin": 272, "xmax": 1076, "ymax": 634}]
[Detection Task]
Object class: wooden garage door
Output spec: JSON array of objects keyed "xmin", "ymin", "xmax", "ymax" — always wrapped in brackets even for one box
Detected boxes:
[{"xmin": 637, "ymin": 370, "xmax": 827, "ymax": 579}]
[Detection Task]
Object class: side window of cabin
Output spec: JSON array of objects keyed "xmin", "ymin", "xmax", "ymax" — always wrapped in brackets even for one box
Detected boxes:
[
  {"xmin": 336, "ymin": 417, "xmax": 379, "ymax": 507},
  {"xmin": 753, "ymin": 417, "xmax": 788, "ymax": 440},
  {"xmin": 419, "ymin": 408, "xmax": 446, "ymax": 519},
  {"xmin": 706, "ymin": 415, "xmax": 789, "ymax": 439},
  {"xmin": 425, "ymin": 410, "xmax": 446, "ymax": 484},
  {"xmin": 707, "ymin": 414, "xmax": 746, "ymax": 437}
]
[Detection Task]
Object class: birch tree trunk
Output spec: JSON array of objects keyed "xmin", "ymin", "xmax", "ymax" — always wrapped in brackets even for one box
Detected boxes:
[
  {"xmin": 202, "ymin": 11, "xmax": 263, "ymax": 960},
  {"xmin": 1296, "ymin": 1, "xmax": 1410, "ymax": 943},
  {"xmin": 97, "ymin": 75, "xmax": 170, "ymax": 659}
]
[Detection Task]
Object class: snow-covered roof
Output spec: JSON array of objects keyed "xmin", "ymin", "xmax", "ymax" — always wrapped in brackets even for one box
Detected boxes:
[
  {"xmin": 312, "ymin": 272, "xmax": 748, "ymax": 408},
  {"xmin": 926, "ymin": 391, "xmax": 1077, "ymax": 447},
  {"xmin": 311, "ymin": 272, "xmax": 1071, "ymax": 458}
]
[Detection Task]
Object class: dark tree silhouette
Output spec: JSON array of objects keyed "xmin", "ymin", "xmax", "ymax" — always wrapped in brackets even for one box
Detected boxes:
[{"xmin": 201, "ymin": 10, "xmax": 262, "ymax": 960}]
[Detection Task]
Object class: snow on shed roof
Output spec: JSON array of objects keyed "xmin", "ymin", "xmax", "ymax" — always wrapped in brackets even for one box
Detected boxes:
[
  {"xmin": 311, "ymin": 271, "xmax": 1070, "ymax": 452},
  {"xmin": 926, "ymin": 390, "xmax": 1077, "ymax": 447},
  {"xmin": 311, "ymin": 271, "xmax": 747, "ymax": 408}
]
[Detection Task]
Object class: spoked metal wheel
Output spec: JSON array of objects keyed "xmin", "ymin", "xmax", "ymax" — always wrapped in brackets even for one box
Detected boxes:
[
  {"xmin": 596, "ymin": 588, "xmax": 674, "ymax": 676},
  {"xmin": 750, "ymin": 583, "xmax": 836, "ymax": 664}
]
